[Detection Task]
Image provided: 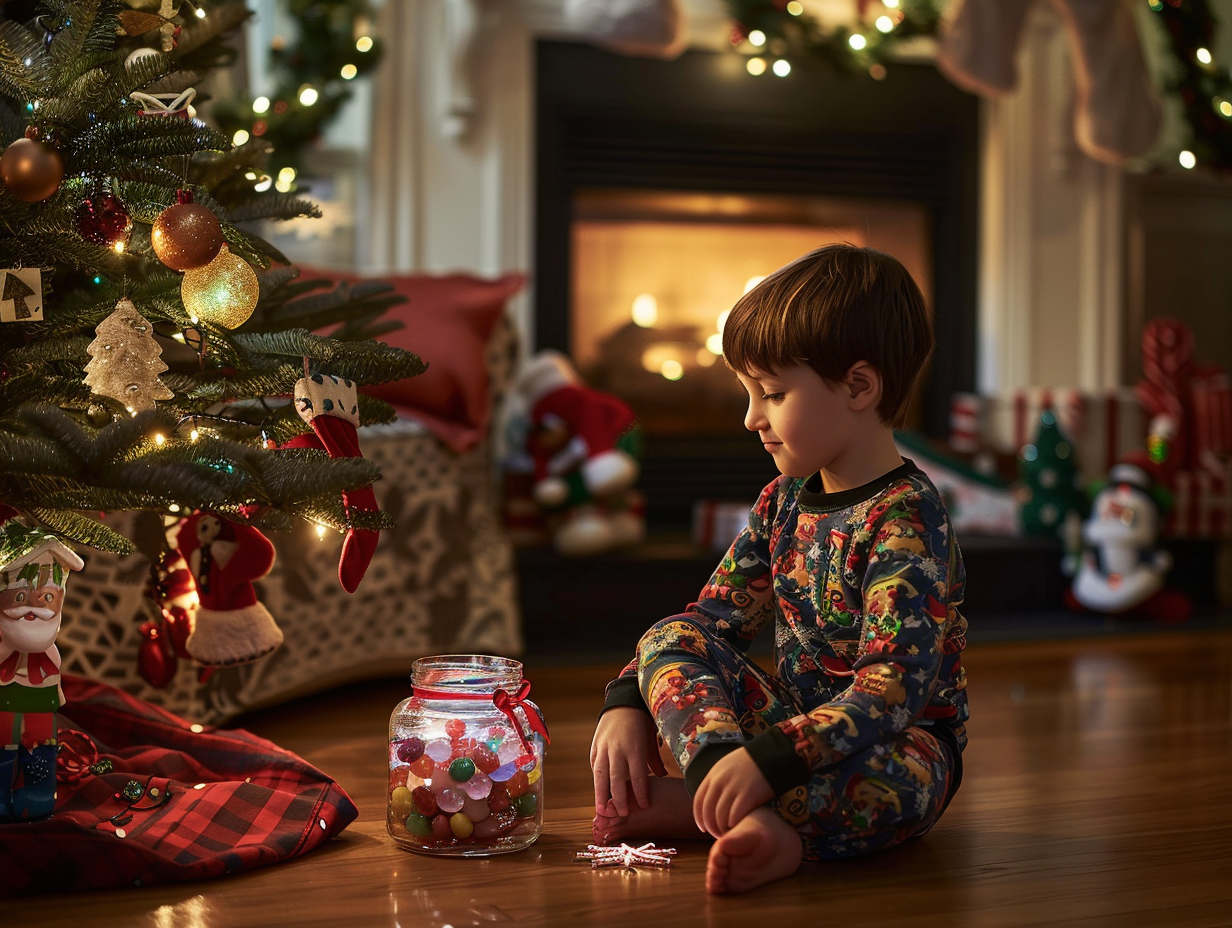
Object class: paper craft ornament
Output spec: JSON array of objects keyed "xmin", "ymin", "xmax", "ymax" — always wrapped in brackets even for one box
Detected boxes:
[
  {"xmin": 0, "ymin": 518, "xmax": 85, "ymax": 822},
  {"xmin": 935, "ymin": 0, "xmax": 1161, "ymax": 164},
  {"xmin": 0, "ymin": 268, "xmax": 42, "ymax": 323},
  {"xmin": 175, "ymin": 512, "xmax": 283, "ymax": 666},
  {"xmin": 83, "ymin": 297, "xmax": 174, "ymax": 413},
  {"xmin": 291, "ymin": 373, "xmax": 381, "ymax": 593}
]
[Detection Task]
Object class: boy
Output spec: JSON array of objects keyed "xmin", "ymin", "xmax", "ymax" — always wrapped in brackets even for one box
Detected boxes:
[{"xmin": 589, "ymin": 244, "xmax": 968, "ymax": 894}]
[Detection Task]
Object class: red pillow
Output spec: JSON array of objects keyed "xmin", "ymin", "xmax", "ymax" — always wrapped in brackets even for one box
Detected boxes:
[{"xmin": 306, "ymin": 269, "xmax": 525, "ymax": 453}]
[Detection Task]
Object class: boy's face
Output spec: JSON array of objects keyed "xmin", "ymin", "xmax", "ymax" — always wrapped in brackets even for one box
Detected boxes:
[{"xmin": 736, "ymin": 364, "xmax": 855, "ymax": 480}]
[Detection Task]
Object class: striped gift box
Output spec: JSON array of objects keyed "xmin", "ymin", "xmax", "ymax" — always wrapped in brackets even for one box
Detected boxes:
[
  {"xmin": 1192, "ymin": 373, "xmax": 1232, "ymax": 462},
  {"xmin": 1165, "ymin": 456, "xmax": 1232, "ymax": 539}
]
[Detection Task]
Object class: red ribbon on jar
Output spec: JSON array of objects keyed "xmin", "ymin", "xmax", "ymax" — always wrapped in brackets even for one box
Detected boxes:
[{"xmin": 411, "ymin": 679, "xmax": 550, "ymax": 766}]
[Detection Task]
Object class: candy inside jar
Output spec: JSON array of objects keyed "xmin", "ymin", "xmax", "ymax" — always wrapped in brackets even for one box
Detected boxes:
[{"xmin": 388, "ymin": 655, "xmax": 548, "ymax": 856}]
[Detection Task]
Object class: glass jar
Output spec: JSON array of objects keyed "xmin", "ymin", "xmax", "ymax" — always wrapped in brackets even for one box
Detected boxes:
[{"xmin": 387, "ymin": 654, "xmax": 549, "ymax": 856}]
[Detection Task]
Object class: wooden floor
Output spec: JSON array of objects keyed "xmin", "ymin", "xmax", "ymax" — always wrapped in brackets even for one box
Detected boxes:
[{"xmin": 11, "ymin": 630, "xmax": 1232, "ymax": 927}]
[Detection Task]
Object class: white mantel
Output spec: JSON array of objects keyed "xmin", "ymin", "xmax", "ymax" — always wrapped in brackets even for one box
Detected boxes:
[{"xmin": 330, "ymin": 0, "xmax": 1138, "ymax": 395}]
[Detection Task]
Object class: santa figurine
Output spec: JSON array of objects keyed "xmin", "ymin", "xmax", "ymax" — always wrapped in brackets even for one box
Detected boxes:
[
  {"xmin": 0, "ymin": 519, "xmax": 84, "ymax": 821},
  {"xmin": 514, "ymin": 351, "xmax": 644, "ymax": 556},
  {"xmin": 1063, "ymin": 456, "xmax": 1192, "ymax": 623},
  {"xmin": 175, "ymin": 512, "xmax": 284, "ymax": 666}
]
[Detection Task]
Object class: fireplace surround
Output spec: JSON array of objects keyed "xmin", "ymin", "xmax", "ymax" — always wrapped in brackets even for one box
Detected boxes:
[{"xmin": 534, "ymin": 40, "xmax": 980, "ymax": 528}]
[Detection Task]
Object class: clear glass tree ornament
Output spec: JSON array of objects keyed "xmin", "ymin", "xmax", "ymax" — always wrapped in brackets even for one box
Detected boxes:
[{"xmin": 388, "ymin": 655, "xmax": 548, "ymax": 856}]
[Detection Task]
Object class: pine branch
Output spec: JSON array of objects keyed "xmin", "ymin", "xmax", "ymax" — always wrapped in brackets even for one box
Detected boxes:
[
  {"xmin": 26, "ymin": 508, "xmax": 136, "ymax": 555},
  {"xmin": 234, "ymin": 330, "xmax": 426, "ymax": 386}
]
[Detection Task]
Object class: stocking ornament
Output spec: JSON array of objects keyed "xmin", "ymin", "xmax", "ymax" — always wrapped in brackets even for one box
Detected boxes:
[
  {"xmin": 292, "ymin": 374, "xmax": 380, "ymax": 593},
  {"xmin": 175, "ymin": 512, "xmax": 282, "ymax": 666},
  {"xmin": 563, "ymin": 0, "xmax": 686, "ymax": 58},
  {"xmin": 935, "ymin": 0, "xmax": 1161, "ymax": 164}
]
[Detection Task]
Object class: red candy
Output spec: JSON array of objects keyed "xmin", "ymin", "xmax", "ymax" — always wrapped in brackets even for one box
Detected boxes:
[
  {"xmin": 506, "ymin": 770, "xmax": 530, "ymax": 797},
  {"xmin": 444, "ymin": 719, "xmax": 466, "ymax": 739},
  {"xmin": 430, "ymin": 813, "xmax": 453, "ymax": 839},
  {"xmin": 412, "ymin": 786, "xmax": 438, "ymax": 816},
  {"xmin": 409, "ymin": 755, "xmax": 434, "ymax": 779},
  {"xmin": 471, "ymin": 744, "xmax": 499, "ymax": 773},
  {"xmin": 487, "ymin": 785, "xmax": 511, "ymax": 813}
]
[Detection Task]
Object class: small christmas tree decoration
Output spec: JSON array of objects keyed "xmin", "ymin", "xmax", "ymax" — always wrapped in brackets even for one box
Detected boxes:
[
  {"xmin": 181, "ymin": 244, "xmax": 259, "ymax": 329},
  {"xmin": 0, "ymin": 269, "xmax": 42, "ymax": 323},
  {"xmin": 1017, "ymin": 409, "xmax": 1085, "ymax": 538},
  {"xmin": 293, "ymin": 373, "xmax": 381, "ymax": 593},
  {"xmin": 76, "ymin": 192, "xmax": 132, "ymax": 250},
  {"xmin": 175, "ymin": 512, "xmax": 283, "ymax": 667},
  {"xmin": 0, "ymin": 518, "xmax": 85, "ymax": 822},
  {"xmin": 0, "ymin": 133, "xmax": 64, "ymax": 203},
  {"xmin": 151, "ymin": 194, "xmax": 224, "ymax": 270},
  {"xmin": 83, "ymin": 297, "xmax": 175, "ymax": 414}
]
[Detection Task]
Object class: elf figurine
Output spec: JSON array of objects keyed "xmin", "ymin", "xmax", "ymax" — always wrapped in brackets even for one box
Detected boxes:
[
  {"xmin": 1064, "ymin": 456, "xmax": 1192, "ymax": 623},
  {"xmin": 175, "ymin": 512, "xmax": 283, "ymax": 666},
  {"xmin": 0, "ymin": 520, "xmax": 84, "ymax": 821}
]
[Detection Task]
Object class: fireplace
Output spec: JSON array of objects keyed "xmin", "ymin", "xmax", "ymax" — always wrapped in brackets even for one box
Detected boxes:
[{"xmin": 534, "ymin": 41, "xmax": 979, "ymax": 530}]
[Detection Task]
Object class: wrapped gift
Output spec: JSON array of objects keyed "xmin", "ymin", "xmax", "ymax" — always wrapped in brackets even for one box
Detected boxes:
[
  {"xmin": 953, "ymin": 387, "xmax": 1145, "ymax": 484},
  {"xmin": 1164, "ymin": 455, "xmax": 1232, "ymax": 539},
  {"xmin": 1191, "ymin": 371, "xmax": 1232, "ymax": 463}
]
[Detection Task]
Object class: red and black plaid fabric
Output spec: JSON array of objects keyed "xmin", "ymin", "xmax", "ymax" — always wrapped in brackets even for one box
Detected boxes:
[{"xmin": 1, "ymin": 675, "xmax": 357, "ymax": 897}]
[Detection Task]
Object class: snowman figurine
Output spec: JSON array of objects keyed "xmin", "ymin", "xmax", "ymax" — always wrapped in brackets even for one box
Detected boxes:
[{"xmin": 1065, "ymin": 459, "xmax": 1189, "ymax": 621}]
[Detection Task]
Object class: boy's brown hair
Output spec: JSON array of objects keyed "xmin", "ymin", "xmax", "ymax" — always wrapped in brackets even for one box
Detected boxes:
[{"xmin": 722, "ymin": 244, "xmax": 934, "ymax": 428}]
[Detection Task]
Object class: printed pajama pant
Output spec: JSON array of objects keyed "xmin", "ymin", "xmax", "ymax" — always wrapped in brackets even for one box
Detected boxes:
[{"xmin": 636, "ymin": 616, "xmax": 959, "ymax": 860}]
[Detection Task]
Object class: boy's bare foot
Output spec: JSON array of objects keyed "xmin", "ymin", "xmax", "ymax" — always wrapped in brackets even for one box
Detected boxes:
[
  {"xmin": 592, "ymin": 776, "xmax": 707, "ymax": 845},
  {"xmin": 706, "ymin": 806, "xmax": 803, "ymax": 895}
]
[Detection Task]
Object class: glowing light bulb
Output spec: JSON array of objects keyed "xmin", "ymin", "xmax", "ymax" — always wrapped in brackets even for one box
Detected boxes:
[
  {"xmin": 849, "ymin": 34, "xmax": 867, "ymax": 51},
  {"xmin": 112, "ymin": 240, "xmax": 125, "ymax": 254},
  {"xmin": 743, "ymin": 276, "xmax": 765, "ymax": 295},
  {"xmin": 1197, "ymin": 47, "xmax": 1213, "ymax": 65},
  {"xmin": 772, "ymin": 59, "xmax": 791, "ymax": 77},
  {"xmin": 254, "ymin": 176, "xmax": 273, "ymax": 192},
  {"xmin": 232, "ymin": 129, "xmax": 250, "ymax": 146},
  {"xmin": 884, "ymin": 0, "xmax": 900, "ymax": 7},
  {"xmin": 154, "ymin": 433, "xmax": 166, "ymax": 445},
  {"xmin": 169, "ymin": 503, "xmax": 181, "ymax": 513},
  {"xmin": 341, "ymin": 64, "xmax": 358, "ymax": 80},
  {"xmin": 1221, "ymin": 100, "xmax": 1232, "ymax": 118},
  {"xmin": 661, "ymin": 360, "xmax": 684, "ymax": 381},
  {"xmin": 748, "ymin": 30, "xmax": 766, "ymax": 47},
  {"xmin": 1179, "ymin": 150, "xmax": 1197, "ymax": 169},
  {"xmin": 190, "ymin": 429, "xmax": 200, "ymax": 442},
  {"xmin": 252, "ymin": 96, "xmax": 270, "ymax": 114},
  {"xmin": 706, "ymin": 333, "xmax": 724, "ymax": 355},
  {"xmin": 876, "ymin": 15, "xmax": 894, "ymax": 33},
  {"xmin": 356, "ymin": 36, "xmax": 374, "ymax": 52},
  {"xmin": 631, "ymin": 293, "xmax": 658, "ymax": 327},
  {"xmin": 746, "ymin": 57, "xmax": 767, "ymax": 76},
  {"xmin": 786, "ymin": 1, "xmax": 803, "ymax": 13},
  {"xmin": 315, "ymin": 523, "xmax": 327, "ymax": 539},
  {"xmin": 298, "ymin": 86, "xmax": 319, "ymax": 107}
]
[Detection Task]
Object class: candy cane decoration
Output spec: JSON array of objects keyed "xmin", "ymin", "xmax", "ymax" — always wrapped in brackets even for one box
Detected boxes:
[{"xmin": 576, "ymin": 842, "xmax": 677, "ymax": 870}]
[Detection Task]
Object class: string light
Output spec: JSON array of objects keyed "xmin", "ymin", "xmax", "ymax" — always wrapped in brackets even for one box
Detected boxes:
[
  {"xmin": 154, "ymin": 433, "xmax": 166, "ymax": 445},
  {"xmin": 1197, "ymin": 47, "xmax": 1213, "ymax": 65},
  {"xmin": 849, "ymin": 34, "xmax": 867, "ymax": 51},
  {"xmin": 748, "ymin": 29, "xmax": 766, "ymax": 47},
  {"xmin": 1220, "ymin": 100, "xmax": 1232, "ymax": 118},
  {"xmin": 252, "ymin": 96, "xmax": 270, "ymax": 114},
  {"xmin": 746, "ymin": 57, "xmax": 767, "ymax": 76},
  {"xmin": 356, "ymin": 36, "xmax": 374, "ymax": 53},
  {"xmin": 786, "ymin": 1, "xmax": 803, "ymax": 13},
  {"xmin": 232, "ymin": 129, "xmax": 250, "ymax": 146},
  {"xmin": 1179, "ymin": 150, "xmax": 1197, "ymax": 169},
  {"xmin": 631, "ymin": 293, "xmax": 658, "ymax": 327},
  {"xmin": 876, "ymin": 16, "xmax": 895, "ymax": 33},
  {"xmin": 772, "ymin": 59, "xmax": 791, "ymax": 77},
  {"xmin": 340, "ymin": 64, "xmax": 358, "ymax": 80},
  {"xmin": 298, "ymin": 85, "xmax": 319, "ymax": 107},
  {"xmin": 661, "ymin": 359, "xmax": 683, "ymax": 381}
]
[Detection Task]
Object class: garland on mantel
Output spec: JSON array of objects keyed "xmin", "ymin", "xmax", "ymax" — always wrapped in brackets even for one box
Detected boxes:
[{"xmin": 721, "ymin": 0, "xmax": 1232, "ymax": 175}]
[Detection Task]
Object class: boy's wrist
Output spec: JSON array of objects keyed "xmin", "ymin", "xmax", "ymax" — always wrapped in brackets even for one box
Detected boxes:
[
  {"xmin": 745, "ymin": 727, "xmax": 811, "ymax": 796},
  {"xmin": 599, "ymin": 675, "xmax": 646, "ymax": 718}
]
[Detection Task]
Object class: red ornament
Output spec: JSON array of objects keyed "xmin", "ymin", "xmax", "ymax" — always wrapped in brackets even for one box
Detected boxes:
[
  {"xmin": 76, "ymin": 193, "xmax": 132, "ymax": 248},
  {"xmin": 138, "ymin": 620, "xmax": 177, "ymax": 688},
  {"xmin": 151, "ymin": 195, "xmax": 225, "ymax": 271}
]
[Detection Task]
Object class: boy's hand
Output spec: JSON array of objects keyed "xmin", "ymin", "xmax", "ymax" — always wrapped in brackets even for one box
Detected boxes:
[
  {"xmin": 590, "ymin": 706, "xmax": 667, "ymax": 816},
  {"xmin": 692, "ymin": 747, "xmax": 775, "ymax": 837}
]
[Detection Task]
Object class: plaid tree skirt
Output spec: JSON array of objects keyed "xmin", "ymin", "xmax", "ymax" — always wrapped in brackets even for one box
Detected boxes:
[{"xmin": 1, "ymin": 675, "xmax": 357, "ymax": 897}]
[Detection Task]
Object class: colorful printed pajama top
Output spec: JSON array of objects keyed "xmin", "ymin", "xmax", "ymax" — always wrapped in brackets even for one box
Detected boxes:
[{"xmin": 603, "ymin": 460, "xmax": 969, "ymax": 853}]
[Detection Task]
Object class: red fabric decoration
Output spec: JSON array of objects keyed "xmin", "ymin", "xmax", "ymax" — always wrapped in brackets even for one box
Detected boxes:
[{"xmin": 0, "ymin": 675, "xmax": 357, "ymax": 897}]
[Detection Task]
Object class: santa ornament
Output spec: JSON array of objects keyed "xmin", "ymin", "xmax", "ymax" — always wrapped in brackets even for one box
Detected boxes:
[
  {"xmin": 935, "ymin": 0, "xmax": 1162, "ymax": 164},
  {"xmin": 175, "ymin": 512, "xmax": 283, "ymax": 666},
  {"xmin": 0, "ymin": 518, "xmax": 84, "ymax": 822}
]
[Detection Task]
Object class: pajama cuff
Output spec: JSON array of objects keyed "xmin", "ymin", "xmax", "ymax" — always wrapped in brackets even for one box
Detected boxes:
[
  {"xmin": 598, "ymin": 675, "xmax": 646, "ymax": 719},
  {"xmin": 683, "ymin": 742, "xmax": 744, "ymax": 796},
  {"xmin": 746, "ymin": 727, "xmax": 811, "ymax": 797}
]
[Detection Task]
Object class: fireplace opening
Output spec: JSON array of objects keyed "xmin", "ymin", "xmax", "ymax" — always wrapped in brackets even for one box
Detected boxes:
[{"xmin": 535, "ymin": 41, "xmax": 979, "ymax": 530}]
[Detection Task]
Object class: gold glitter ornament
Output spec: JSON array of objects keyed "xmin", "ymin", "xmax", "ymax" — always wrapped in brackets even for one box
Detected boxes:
[
  {"xmin": 181, "ymin": 244, "xmax": 259, "ymax": 329},
  {"xmin": 83, "ymin": 297, "xmax": 174, "ymax": 413}
]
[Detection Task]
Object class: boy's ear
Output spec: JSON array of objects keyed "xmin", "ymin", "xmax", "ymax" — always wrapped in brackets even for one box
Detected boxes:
[{"xmin": 843, "ymin": 361, "xmax": 882, "ymax": 412}]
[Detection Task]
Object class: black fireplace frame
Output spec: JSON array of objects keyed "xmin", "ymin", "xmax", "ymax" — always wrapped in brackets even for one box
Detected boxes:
[{"xmin": 534, "ymin": 41, "xmax": 980, "ymax": 528}]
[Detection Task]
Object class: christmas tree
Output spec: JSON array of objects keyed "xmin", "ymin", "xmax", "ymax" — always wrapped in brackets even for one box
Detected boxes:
[{"xmin": 0, "ymin": 0, "xmax": 422, "ymax": 559}]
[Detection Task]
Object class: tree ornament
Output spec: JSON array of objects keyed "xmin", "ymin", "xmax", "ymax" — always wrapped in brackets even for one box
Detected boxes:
[
  {"xmin": 0, "ymin": 134, "xmax": 64, "ymax": 203},
  {"xmin": 290, "ymin": 373, "xmax": 381, "ymax": 593},
  {"xmin": 130, "ymin": 88, "xmax": 197, "ymax": 119},
  {"xmin": 76, "ymin": 193, "xmax": 132, "ymax": 250},
  {"xmin": 83, "ymin": 297, "xmax": 175, "ymax": 414},
  {"xmin": 175, "ymin": 512, "xmax": 283, "ymax": 666},
  {"xmin": 151, "ymin": 194, "xmax": 224, "ymax": 270},
  {"xmin": 181, "ymin": 244, "xmax": 259, "ymax": 329},
  {"xmin": 137, "ymin": 620, "xmax": 177, "ymax": 689},
  {"xmin": 0, "ymin": 269, "xmax": 42, "ymax": 323}
]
